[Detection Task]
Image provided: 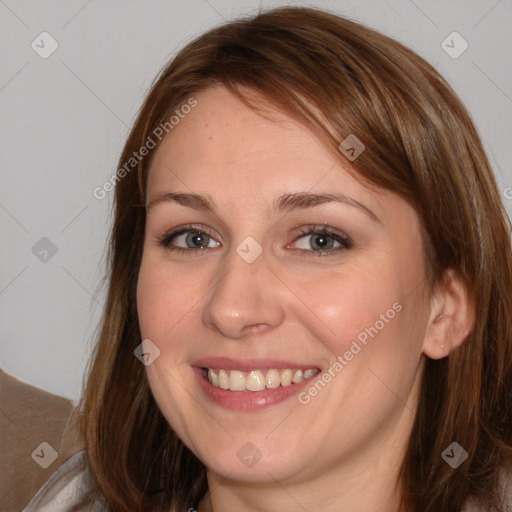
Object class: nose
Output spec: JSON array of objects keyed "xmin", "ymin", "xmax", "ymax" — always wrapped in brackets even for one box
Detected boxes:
[{"xmin": 201, "ymin": 248, "xmax": 285, "ymax": 339}]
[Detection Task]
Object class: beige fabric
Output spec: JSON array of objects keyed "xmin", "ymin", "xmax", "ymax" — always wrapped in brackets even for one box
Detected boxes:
[{"xmin": 0, "ymin": 369, "xmax": 84, "ymax": 512}]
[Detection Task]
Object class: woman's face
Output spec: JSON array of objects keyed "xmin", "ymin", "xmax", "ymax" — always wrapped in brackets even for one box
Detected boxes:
[{"xmin": 137, "ymin": 85, "xmax": 432, "ymax": 486}]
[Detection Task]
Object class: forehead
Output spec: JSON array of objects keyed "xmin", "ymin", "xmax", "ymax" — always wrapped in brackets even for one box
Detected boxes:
[
  {"xmin": 144, "ymin": 85, "xmax": 424, "ymax": 242},
  {"xmin": 147, "ymin": 86, "xmax": 370, "ymax": 200}
]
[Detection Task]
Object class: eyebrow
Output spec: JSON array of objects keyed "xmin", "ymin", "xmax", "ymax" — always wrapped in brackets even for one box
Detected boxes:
[{"xmin": 146, "ymin": 191, "xmax": 380, "ymax": 223}]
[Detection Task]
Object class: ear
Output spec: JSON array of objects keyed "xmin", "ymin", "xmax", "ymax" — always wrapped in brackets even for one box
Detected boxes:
[{"xmin": 422, "ymin": 268, "xmax": 474, "ymax": 359}]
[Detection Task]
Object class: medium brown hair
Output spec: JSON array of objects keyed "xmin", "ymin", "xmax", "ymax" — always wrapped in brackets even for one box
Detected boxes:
[{"xmin": 76, "ymin": 6, "xmax": 512, "ymax": 511}]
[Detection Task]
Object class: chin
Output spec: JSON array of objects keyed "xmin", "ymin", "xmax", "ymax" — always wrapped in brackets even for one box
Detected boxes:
[{"xmin": 190, "ymin": 433, "xmax": 316, "ymax": 485}]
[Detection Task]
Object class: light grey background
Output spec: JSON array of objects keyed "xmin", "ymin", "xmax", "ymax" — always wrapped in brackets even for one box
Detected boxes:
[{"xmin": 1, "ymin": 0, "xmax": 511, "ymax": 404}]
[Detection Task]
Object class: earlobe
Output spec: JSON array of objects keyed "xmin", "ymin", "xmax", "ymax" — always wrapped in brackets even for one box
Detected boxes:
[{"xmin": 422, "ymin": 269, "xmax": 474, "ymax": 360}]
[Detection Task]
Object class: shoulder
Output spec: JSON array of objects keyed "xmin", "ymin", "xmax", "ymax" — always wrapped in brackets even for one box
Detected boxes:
[
  {"xmin": 21, "ymin": 450, "xmax": 109, "ymax": 512},
  {"xmin": 500, "ymin": 468, "xmax": 512, "ymax": 511},
  {"xmin": 463, "ymin": 467, "xmax": 512, "ymax": 512}
]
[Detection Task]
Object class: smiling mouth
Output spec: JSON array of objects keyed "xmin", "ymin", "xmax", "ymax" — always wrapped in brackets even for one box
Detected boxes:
[{"xmin": 202, "ymin": 367, "xmax": 320, "ymax": 392}]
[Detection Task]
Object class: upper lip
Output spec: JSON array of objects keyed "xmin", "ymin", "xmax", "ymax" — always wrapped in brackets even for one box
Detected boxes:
[{"xmin": 191, "ymin": 357, "xmax": 320, "ymax": 372}]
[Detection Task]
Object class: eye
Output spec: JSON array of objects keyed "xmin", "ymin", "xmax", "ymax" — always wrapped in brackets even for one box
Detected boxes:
[
  {"xmin": 290, "ymin": 225, "xmax": 353, "ymax": 255},
  {"xmin": 158, "ymin": 225, "xmax": 221, "ymax": 253},
  {"xmin": 157, "ymin": 224, "xmax": 351, "ymax": 257}
]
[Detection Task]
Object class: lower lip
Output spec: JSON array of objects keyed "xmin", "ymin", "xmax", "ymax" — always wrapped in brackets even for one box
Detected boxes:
[{"xmin": 193, "ymin": 367, "xmax": 313, "ymax": 410}]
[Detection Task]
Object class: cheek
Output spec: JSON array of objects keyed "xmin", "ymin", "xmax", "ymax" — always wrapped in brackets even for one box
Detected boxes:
[
  {"xmin": 137, "ymin": 256, "xmax": 201, "ymax": 341},
  {"xmin": 298, "ymin": 262, "xmax": 405, "ymax": 356},
  {"xmin": 136, "ymin": 256, "xmax": 203, "ymax": 436},
  {"xmin": 294, "ymin": 265, "xmax": 426, "ymax": 428},
  {"xmin": 136, "ymin": 264, "xmax": 167, "ymax": 341}
]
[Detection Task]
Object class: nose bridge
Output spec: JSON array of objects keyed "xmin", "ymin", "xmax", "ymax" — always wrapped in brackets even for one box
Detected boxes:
[{"xmin": 201, "ymin": 245, "xmax": 284, "ymax": 338}]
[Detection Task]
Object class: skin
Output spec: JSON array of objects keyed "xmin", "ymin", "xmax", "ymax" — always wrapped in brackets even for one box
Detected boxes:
[{"xmin": 136, "ymin": 85, "xmax": 473, "ymax": 512}]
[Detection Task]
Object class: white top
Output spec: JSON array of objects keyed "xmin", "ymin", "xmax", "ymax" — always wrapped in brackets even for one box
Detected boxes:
[
  {"xmin": 21, "ymin": 450, "xmax": 512, "ymax": 511},
  {"xmin": 21, "ymin": 450, "xmax": 107, "ymax": 512}
]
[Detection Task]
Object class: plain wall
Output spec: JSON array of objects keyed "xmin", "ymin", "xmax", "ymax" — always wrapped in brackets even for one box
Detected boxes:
[{"xmin": 1, "ymin": 0, "xmax": 511, "ymax": 403}]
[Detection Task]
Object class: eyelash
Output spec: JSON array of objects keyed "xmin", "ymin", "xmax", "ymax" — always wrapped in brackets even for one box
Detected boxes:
[{"xmin": 157, "ymin": 223, "xmax": 353, "ymax": 257}]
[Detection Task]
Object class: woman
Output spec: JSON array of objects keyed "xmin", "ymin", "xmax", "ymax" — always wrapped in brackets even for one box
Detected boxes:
[{"xmin": 22, "ymin": 6, "xmax": 512, "ymax": 512}]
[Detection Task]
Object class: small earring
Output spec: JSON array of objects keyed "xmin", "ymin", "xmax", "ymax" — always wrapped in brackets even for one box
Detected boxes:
[{"xmin": 434, "ymin": 313, "xmax": 444, "ymax": 322}]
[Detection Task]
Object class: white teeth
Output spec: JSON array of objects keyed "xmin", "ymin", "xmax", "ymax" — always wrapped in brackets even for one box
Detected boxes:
[
  {"xmin": 281, "ymin": 369, "xmax": 292, "ymax": 386},
  {"xmin": 205, "ymin": 367, "xmax": 318, "ymax": 391},
  {"xmin": 246, "ymin": 370, "xmax": 265, "ymax": 391},
  {"xmin": 292, "ymin": 370, "xmax": 303, "ymax": 383},
  {"xmin": 208, "ymin": 368, "xmax": 219, "ymax": 387},
  {"xmin": 218, "ymin": 369, "xmax": 229, "ymax": 389},
  {"xmin": 228, "ymin": 370, "xmax": 246, "ymax": 391},
  {"xmin": 265, "ymin": 369, "xmax": 281, "ymax": 389}
]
